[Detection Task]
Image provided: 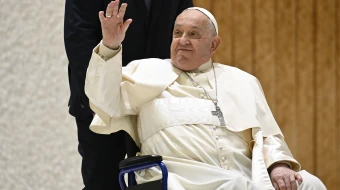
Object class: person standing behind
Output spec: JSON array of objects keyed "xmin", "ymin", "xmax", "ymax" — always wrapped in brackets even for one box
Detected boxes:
[{"xmin": 64, "ymin": 0, "xmax": 193, "ymax": 189}]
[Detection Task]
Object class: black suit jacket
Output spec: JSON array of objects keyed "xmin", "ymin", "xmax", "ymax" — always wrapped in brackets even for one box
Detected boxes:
[{"xmin": 64, "ymin": 0, "xmax": 193, "ymax": 118}]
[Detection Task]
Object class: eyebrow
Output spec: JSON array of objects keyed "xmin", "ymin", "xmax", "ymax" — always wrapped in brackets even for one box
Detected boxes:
[{"xmin": 174, "ymin": 24, "xmax": 200, "ymax": 30}]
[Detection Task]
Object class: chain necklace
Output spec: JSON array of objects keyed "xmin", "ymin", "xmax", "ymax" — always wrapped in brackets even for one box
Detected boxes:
[{"xmin": 184, "ymin": 63, "xmax": 226, "ymax": 126}]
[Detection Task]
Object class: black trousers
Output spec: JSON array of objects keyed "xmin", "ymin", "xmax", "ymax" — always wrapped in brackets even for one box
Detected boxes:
[{"xmin": 76, "ymin": 115, "xmax": 138, "ymax": 190}]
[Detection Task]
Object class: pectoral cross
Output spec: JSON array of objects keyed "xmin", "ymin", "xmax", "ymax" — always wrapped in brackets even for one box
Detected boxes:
[{"xmin": 211, "ymin": 104, "xmax": 226, "ymax": 127}]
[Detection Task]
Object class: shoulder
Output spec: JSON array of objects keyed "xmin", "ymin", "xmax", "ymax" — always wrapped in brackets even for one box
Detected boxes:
[
  {"xmin": 214, "ymin": 63, "xmax": 256, "ymax": 81},
  {"xmin": 126, "ymin": 58, "xmax": 173, "ymax": 68},
  {"xmin": 123, "ymin": 58, "xmax": 179, "ymax": 77}
]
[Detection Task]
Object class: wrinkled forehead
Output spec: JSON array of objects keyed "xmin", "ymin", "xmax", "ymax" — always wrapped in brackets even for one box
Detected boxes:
[
  {"xmin": 174, "ymin": 10, "xmax": 209, "ymax": 28},
  {"xmin": 175, "ymin": 8, "xmax": 218, "ymax": 35},
  {"xmin": 176, "ymin": 9, "xmax": 207, "ymax": 21}
]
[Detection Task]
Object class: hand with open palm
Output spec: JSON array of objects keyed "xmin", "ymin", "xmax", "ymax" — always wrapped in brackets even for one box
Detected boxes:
[{"xmin": 99, "ymin": 0, "xmax": 132, "ymax": 50}]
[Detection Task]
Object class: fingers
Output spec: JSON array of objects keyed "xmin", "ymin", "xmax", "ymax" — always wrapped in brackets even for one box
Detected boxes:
[
  {"xmin": 118, "ymin": 3, "xmax": 128, "ymax": 18},
  {"xmin": 295, "ymin": 173, "xmax": 303, "ymax": 184},
  {"xmin": 112, "ymin": 0, "xmax": 120, "ymax": 17},
  {"xmin": 273, "ymin": 182, "xmax": 279, "ymax": 190},
  {"xmin": 121, "ymin": 19, "xmax": 132, "ymax": 33},
  {"xmin": 100, "ymin": 0, "xmax": 131, "ymax": 37},
  {"xmin": 99, "ymin": 11, "xmax": 105, "ymax": 22},
  {"xmin": 290, "ymin": 174, "xmax": 298, "ymax": 190},
  {"xmin": 283, "ymin": 175, "xmax": 292, "ymax": 190},
  {"xmin": 277, "ymin": 178, "xmax": 287, "ymax": 190},
  {"xmin": 106, "ymin": 1, "xmax": 114, "ymax": 17},
  {"xmin": 105, "ymin": 1, "xmax": 127, "ymax": 19}
]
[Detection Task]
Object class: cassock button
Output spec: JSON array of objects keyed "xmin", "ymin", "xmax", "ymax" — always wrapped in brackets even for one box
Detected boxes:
[
  {"xmin": 221, "ymin": 157, "xmax": 226, "ymax": 161},
  {"xmin": 215, "ymin": 136, "xmax": 219, "ymax": 140}
]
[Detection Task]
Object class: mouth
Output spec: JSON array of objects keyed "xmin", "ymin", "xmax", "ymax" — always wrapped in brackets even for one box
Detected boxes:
[{"xmin": 177, "ymin": 48, "xmax": 193, "ymax": 52}]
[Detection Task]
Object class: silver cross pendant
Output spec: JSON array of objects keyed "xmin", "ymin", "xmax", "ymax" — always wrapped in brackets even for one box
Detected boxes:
[{"xmin": 211, "ymin": 104, "xmax": 226, "ymax": 127}]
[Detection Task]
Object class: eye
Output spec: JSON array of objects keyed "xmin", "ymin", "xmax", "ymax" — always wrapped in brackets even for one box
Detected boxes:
[
  {"xmin": 189, "ymin": 31, "xmax": 200, "ymax": 38},
  {"xmin": 174, "ymin": 30, "xmax": 182, "ymax": 37}
]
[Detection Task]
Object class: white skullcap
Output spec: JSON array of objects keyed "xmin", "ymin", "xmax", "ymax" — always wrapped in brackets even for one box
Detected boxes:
[{"xmin": 186, "ymin": 7, "xmax": 218, "ymax": 35}]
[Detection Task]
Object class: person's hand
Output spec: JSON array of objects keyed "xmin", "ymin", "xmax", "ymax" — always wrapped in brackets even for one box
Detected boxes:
[
  {"xmin": 99, "ymin": 0, "xmax": 132, "ymax": 50},
  {"xmin": 269, "ymin": 163, "xmax": 303, "ymax": 190}
]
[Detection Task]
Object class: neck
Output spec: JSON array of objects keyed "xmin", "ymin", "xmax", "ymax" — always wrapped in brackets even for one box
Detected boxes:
[{"xmin": 180, "ymin": 59, "xmax": 212, "ymax": 73}]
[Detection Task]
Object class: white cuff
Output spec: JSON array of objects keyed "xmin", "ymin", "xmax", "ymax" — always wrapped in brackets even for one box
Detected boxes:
[{"xmin": 98, "ymin": 41, "xmax": 122, "ymax": 61}]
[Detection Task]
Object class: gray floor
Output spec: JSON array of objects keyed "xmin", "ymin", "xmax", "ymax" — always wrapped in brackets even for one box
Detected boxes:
[{"xmin": 0, "ymin": 0, "xmax": 83, "ymax": 189}]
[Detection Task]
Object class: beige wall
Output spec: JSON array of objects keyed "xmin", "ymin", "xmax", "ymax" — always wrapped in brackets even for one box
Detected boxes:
[
  {"xmin": 0, "ymin": 0, "xmax": 82, "ymax": 189},
  {"xmin": 193, "ymin": 0, "xmax": 340, "ymax": 189}
]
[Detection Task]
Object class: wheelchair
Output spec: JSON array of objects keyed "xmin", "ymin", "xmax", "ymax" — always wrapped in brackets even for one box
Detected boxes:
[{"xmin": 119, "ymin": 154, "xmax": 168, "ymax": 190}]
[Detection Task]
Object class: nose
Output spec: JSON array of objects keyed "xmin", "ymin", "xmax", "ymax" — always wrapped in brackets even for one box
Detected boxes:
[{"xmin": 179, "ymin": 35, "xmax": 190, "ymax": 45}]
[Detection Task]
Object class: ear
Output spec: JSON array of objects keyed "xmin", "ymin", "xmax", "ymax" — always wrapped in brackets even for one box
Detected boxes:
[{"xmin": 210, "ymin": 36, "xmax": 220, "ymax": 55}]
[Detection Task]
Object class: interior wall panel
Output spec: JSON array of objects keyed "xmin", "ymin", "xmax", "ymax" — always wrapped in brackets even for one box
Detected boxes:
[
  {"xmin": 212, "ymin": 0, "xmax": 233, "ymax": 65},
  {"xmin": 295, "ymin": 0, "xmax": 315, "ymax": 173},
  {"xmin": 253, "ymin": 0, "xmax": 277, "ymax": 115},
  {"xmin": 336, "ymin": 0, "xmax": 340, "ymax": 187},
  {"xmin": 232, "ymin": 0, "xmax": 254, "ymax": 73},
  {"xmin": 192, "ymin": 0, "xmax": 339, "ymax": 189},
  {"xmin": 315, "ymin": 0, "xmax": 337, "ymax": 187},
  {"xmin": 275, "ymin": 0, "xmax": 297, "ymax": 154}
]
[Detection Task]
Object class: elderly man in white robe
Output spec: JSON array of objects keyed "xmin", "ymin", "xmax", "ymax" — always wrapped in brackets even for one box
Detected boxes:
[{"xmin": 85, "ymin": 1, "xmax": 326, "ymax": 189}]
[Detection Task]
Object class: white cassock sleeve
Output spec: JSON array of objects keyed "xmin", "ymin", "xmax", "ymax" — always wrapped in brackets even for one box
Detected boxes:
[
  {"xmin": 262, "ymin": 134, "xmax": 301, "ymax": 171},
  {"xmin": 85, "ymin": 42, "xmax": 178, "ymax": 126},
  {"xmin": 85, "ymin": 43, "xmax": 139, "ymax": 124},
  {"xmin": 250, "ymin": 77, "xmax": 301, "ymax": 171}
]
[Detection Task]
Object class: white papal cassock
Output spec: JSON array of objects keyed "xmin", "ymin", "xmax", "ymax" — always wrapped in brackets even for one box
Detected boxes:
[{"xmin": 85, "ymin": 43, "xmax": 326, "ymax": 190}]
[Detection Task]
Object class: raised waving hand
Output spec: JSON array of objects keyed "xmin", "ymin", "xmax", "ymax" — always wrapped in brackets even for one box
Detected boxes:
[{"xmin": 99, "ymin": 0, "xmax": 132, "ymax": 50}]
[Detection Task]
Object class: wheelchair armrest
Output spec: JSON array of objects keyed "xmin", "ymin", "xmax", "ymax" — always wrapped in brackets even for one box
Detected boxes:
[{"xmin": 119, "ymin": 154, "xmax": 163, "ymax": 169}]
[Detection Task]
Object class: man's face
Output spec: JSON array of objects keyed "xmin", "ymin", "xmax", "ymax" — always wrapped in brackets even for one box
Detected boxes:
[{"xmin": 170, "ymin": 10, "xmax": 219, "ymax": 71}]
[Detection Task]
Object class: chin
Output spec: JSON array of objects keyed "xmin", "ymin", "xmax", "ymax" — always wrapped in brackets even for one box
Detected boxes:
[{"xmin": 172, "ymin": 59, "xmax": 192, "ymax": 71}]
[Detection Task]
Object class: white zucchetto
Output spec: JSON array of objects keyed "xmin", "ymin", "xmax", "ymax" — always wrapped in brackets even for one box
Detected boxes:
[{"xmin": 186, "ymin": 7, "xmax": 218, "ymax": 35}]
